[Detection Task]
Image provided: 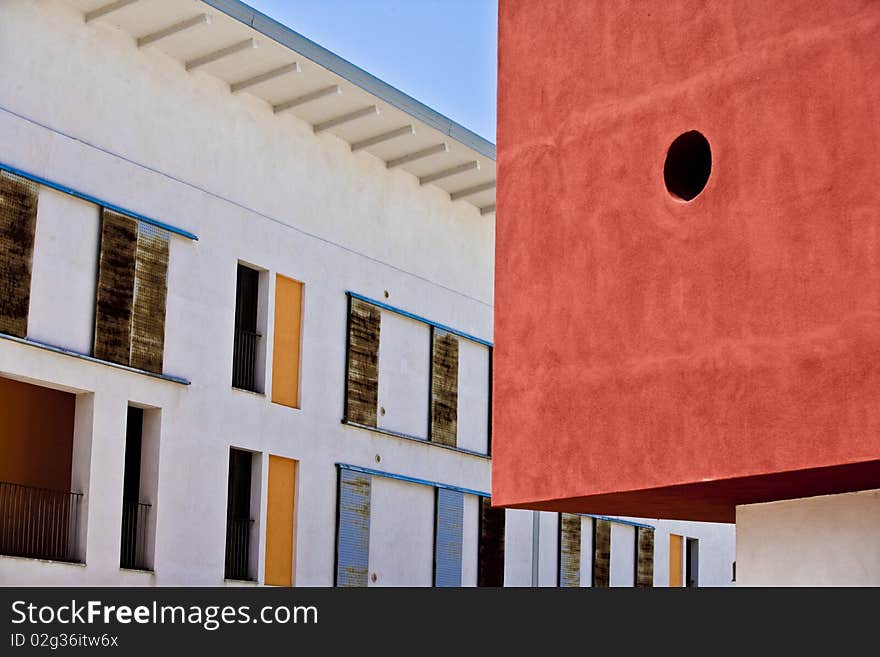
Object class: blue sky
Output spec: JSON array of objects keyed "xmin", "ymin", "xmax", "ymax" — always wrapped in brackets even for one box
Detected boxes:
[{"xmin": 244, "ymin": 0, "xmax": 498, "ymax": 143}]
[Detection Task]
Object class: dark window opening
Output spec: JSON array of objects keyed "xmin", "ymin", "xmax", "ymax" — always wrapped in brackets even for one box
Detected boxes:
[
  {"xmin": 225, "ymin": 448, "xmax": 254, "ymax": 581},
  {"xmin": 477, "ymin": 497, "xmax": 505, "ymax": 587},
  {"xmin": 663, "ymin": 130, "xmax": 711, "ymax": 201},
  {"xmin": 120, "ymin": 406, "xmax": 151, "ymax": 570},
  {"xmin": 686, "ymin": 537, "xmax": 699, "ymax": 587},
  {"xmin": 232, "ymin": 264, "xmax": 261, "ymax": 392}
]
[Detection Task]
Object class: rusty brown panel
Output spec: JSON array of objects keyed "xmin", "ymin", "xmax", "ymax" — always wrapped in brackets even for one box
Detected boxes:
[
  {"xmin": 130, "ymin": 224, "xmax": 169, "ymax": 373},
  {"xmin": 636, "ymin": 527, "xmax": 655, "ymax": 588},
  {"xmin": 430, "ymin": 330, "xmax": 459, "ymax": 447},
  {"xmin": 593, "ymin": 519, "xmax": 611, "ymax": 588},
  {"xmin": 478, "ymin": 497, "xmax": 505, "ymax": 586},
  {"xmin": 559, "ymin": 513, "xmax": 581, "ymax": 587},
  {"xmin": 345, "ymin": 298, "xmax": 381, "ymax": 427},
  {"xmin": 93, "ymin": 209, "xmax": 138, "ymax": 365},
  {"xmin": 0, "ymin": 172, "xmax": 39, "ymax": 338}
]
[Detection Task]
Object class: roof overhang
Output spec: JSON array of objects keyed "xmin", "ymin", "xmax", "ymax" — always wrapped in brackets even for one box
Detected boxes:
[{"xmin": 65, "ymin": 0, "xmax": 497, "ymax": 215}]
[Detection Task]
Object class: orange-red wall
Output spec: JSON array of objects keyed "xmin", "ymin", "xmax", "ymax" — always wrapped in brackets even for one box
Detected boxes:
[
  {"xmin": 494, "ymin": 1, "xmax": 880, "ymax": 521},
  {"xmin": 0, "ymin": 377, "xmax": 75, "ymax": 491}
]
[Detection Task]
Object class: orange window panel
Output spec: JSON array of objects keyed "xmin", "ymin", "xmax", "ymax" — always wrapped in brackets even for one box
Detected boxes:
[
  {"xmin": 669, "ymin": 534, "xmax": 683, "ymax": 587},
  {"xmin": 271, "ymin": 275, "xmax": 303, "ymax": 408},
  {"xmin": 265, "ymin": 455, "xmax": 297, "ymax": 586}
]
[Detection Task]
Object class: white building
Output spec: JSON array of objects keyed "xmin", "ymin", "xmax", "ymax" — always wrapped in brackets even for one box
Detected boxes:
[{"xmin": 0, "ymin": 0, "xmax": 734, "ymax": 587}]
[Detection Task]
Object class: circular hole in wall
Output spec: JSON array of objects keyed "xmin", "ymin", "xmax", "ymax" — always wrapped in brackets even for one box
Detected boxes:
[
  {"xmin": 663, "ymin": 131, "xmax": 711, "ymax": 201},
  {"xmin": 383, "ymin": 290, "xmax": 390, "ymax": 299},
  {"xmin": 375, "ymin": 454, "xmax": 381, "ymax": 463},
  {"xmin": 380, "ymin": 406, "xmax": 386, "ymax": 417},
  {"xmin": 371, "ymin": 573, "xmax": 378, "ymax": 583}
]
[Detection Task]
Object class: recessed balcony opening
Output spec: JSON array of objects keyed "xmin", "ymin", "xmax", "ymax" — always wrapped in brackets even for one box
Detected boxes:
[
  {"xmin": 0, "ymin": 377, "xmax": 91, "ymax": 564},
  {"xmin": 232, "ymin": 263, "xmax": 267, "ymax": 394},
  {"xmin": 663, "ymin": 130, "xmax": 712, "ymax": 201}
]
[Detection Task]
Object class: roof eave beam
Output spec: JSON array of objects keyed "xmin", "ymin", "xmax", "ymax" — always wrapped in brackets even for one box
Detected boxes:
[
  {"xmin": 351, "ymin": 125, "xmax": 414, "ymax": 152},
  {"xmin": 84, "ymin": 0, "xmax": 138, "ymax": 23},
  {"xmin": 313, "ymin": 106, "xmax": 379, "ymax": 134},
  {"xmin": 480, "ymin": 204, "xmax": 496, "ymax": 216},
  {"xmin": 185, "ymin": 38, "xmax": 256, "ymax": 72},
  {"xmin": 273, "ymin": 85, "xmax": 340, "ymax": 114},
  {"xmin": 137, "ymin": 14, "xmax": 211, "ymax": 48},
  {"xmin": 231, "ymin": 62, "xmax": 301, "ymax": 94},
  {"xmin": 419, "ymin": 161, "xmax": 480, "ymax": 186},
  {"xmin": 449, "ymin": 180, "xmax": 496, "ymax": 201},
  {"xmin": 385, "ymin": 143, "xmax": 448, "ymax": 169}
]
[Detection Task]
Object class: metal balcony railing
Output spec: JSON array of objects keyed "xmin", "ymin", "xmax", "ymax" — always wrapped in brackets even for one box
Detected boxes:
[
  {"xmin": 224, "ymin": 517, "xmax": 254, "ymax": 581},
  {"xmin": 232, "ymin": 328, "xmax": 261, "ymax": 392},
  {"xmin": 120, "ymin": 500, "xmax": 151, "ymax": 571},
  {"xmin": 0, "ymin": 481, "xmax": 82, "ymax": 563}
]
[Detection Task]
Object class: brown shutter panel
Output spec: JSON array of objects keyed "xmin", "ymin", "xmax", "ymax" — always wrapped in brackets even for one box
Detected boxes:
[
  {"xmin": 430, "ymin": 329, "xmax": 459, "ymax": 447},
  {"xmin": 345, "ymin": 297, "xmax": 381, "ymax": 426},
  {"xmin": 130, "ymin": 223, "xmax": 169, "ymax": 373},
  {"xmin": 592, "ymin": 519, "xmax": 611, "ymax": 588},
  {"xmin": 477, "ymin": 497, "xmax": 505, "ymax": 587},
  {"xmin": 94, "ymin": 209, "xmax": 138, "ymax": 365},
  {"xmin": 558, "ymin": 513, "xmax": 581, "ymax": 587},
  {"xmin": 635, "ymin": 527, "xmax": 654, "ymax": 587},
  {"xmin": 0, "ymin": 172, "xmax": 39, "ymax": 338}
]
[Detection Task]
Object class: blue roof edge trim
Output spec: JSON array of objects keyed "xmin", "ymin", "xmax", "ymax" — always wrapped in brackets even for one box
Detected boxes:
[
  {"xmin": 0, "ymin": 332, "xmax": 191, "ymax": 385},
  {"xmin": 337, "ymin": 463, "xmax": 489, "ymax": 498},
  {"xmin": 0, "ymin": 161, "xmax": 199, "ymax": 241},
  {"xmin": 200, "ymin": 0, "xmax": 496, "ymax": 161},
  {"xmin": 347, "ymin": 291, "xmax": 493, "ymax": 347}
]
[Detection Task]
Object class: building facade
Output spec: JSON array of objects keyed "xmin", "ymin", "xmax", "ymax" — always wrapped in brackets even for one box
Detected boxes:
[
  {"xmin": 495, "ymin": 0, "xmax": 880, "ymax": 584},
  {"xmin": 0, "ymin": 0, "xmax": 732, "ymax": 587}
]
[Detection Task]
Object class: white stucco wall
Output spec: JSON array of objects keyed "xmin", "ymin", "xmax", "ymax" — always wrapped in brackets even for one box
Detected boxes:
[
  {"xmin": 377, "ymin": 311, "xmax": 430, "ymax": 439},
  {"xmin": 456, "ymin": 339, "xmax": 490, "ymax": 453},
  {"xmin": 736, "ymin": 489, "xmax": 880, "ymax": 586},
  {"xmin": 28, "ymin": 187, "xmax": 99, "ymax": 354},
  {"xmin": 368, "ymin": 477, "xmax": 434, "ymax": 587},
  {"xmin": 609, "ymin": 523, "xmax": 635, "ymax": 587}
]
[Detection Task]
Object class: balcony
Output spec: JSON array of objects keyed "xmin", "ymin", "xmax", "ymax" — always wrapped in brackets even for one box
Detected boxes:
[
  {"xmin": 224, "ymin": 517, "xmax": 254, "ymax": 581},
  {"xmin": 120, "ymin": 500, "xmax": 151, "ymax": 571},
  {"xmin": 232, "ymin": 328, "xmax": 261, "ymax": 392},
  {"xmin": 0, "ymin": 481, "xmax": 83, "ymax": 563}
]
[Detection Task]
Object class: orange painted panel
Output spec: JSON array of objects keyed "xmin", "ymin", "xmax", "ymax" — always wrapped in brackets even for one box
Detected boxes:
[
  {"xmin": 669, "ymin": 534, "xmax": 683, "ymax": 587},
  {"xmin": 0, "ymin": 377, "xmax": 75, "ymax": 491},
  {"xmin": 265, "ymin": 455, "xmax": 296, "ymax": 586},
  {"xmin": 271, "ymin": 275, "xmax": 303, "ymax": 408}
]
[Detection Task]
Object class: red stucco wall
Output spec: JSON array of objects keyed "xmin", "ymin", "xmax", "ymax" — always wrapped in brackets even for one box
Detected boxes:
[{"xmin": 494, "ymin": 0, "xmax": 880, "ymax": 521}]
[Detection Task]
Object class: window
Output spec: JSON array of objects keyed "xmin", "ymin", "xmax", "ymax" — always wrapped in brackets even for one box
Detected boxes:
[
  {"xmin": 557, "ymin": 513, "xmax": 581, "ymax": 587},
  {"xmin": 335, "ymin": 467, "xmax": 372, "ymax": 587},
  {"xmin": 669, "ymin": 533, "xmax": 683, "ymax": 586},
  {"xmin": 592, "ymin": 519, "xmax": 611, "ymax": 587},
  {"xmin": 635, "ymin": 527, "xmax": 654, "ymax": 587},
  {"xmin": 270, "ymin": 275, "xmax": 303, "ymax": 409},
  {"xmin": 344, "ymin": 297, "xmax": 381, "ymax": 427},
  {"xmin": 477, "ymin": 497, "xmax": 505, "ymax": 586},
  {"xmin": 686, "ymin": 537, "xmax": 699, "ymax": 587},
  {"xmin": 225, "ymin": 448, "xmax": 259, "ymax": 581},
  {"xmin": 264, "ymin": 455, "xmax": 297, "ymax": 586},
  {"xmin": 430, "ymin": 329, "xmax": 459, "ymax": 446},
  {"xmin": 120, "ymin": 406, "xmax": 159, "ymax": 571},
  {"xmin": 94, "ymin": 210, "xmax": 170, "ymax": 373},
  {"xmin": 434, "ymin": 488, "xmax": 464, "ymax": 587},
  {"xmin": 0, "ymin": 171, "xmax": 38, "ymax": 338},
  {"xmin": 0, "ymin": 377, "xmax": 84, "ymax": 563},
  {"xmin": 343, "ymin": 293, "xmax": 492, "ymax": 455},
  {"xmin": 232, "ymin": 263, "xmax": 265, "ymax": 392}
]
